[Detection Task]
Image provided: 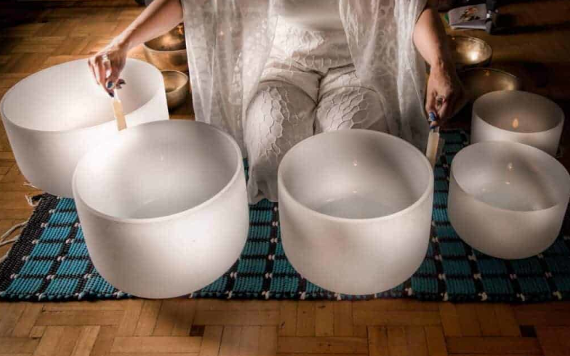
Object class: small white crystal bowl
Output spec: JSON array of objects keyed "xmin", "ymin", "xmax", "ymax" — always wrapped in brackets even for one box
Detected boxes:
[
  {"xmin": 0, "ymin": 58, "xmax": 169, "ymax": 198},
  {"xmin": 278, "ymin": 129, "xmax": 434, "ymax": 295},
  {"xmin": 73, "ymin": 120, "xmax": 249, "ymax": 298},
  {"xmin": 448, "ymin": 141, "xmax": 570, "ymax": 260},
  {"xmin": 471, "ymin": 91, "xmax": 564, "ymax": 156}
]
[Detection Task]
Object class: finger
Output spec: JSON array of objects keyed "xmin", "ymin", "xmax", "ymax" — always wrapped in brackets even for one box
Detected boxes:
[
  {"xmin": 428, "ymin": 111, "xmax": 439, "ymax": 129},
  {"xmin": 425, "ymin": 92, "xmax": 437, "ymax": 119},
  {"xmin": 106, "ymin": 70, "xmax": 120, "ymax": 92},
  {"xmin": 437, "ymin": 99, "xmax": 452, "ymax": 126},
  {"xmin": 102, "ymin": 58, "xmax": 116, "ymax": 91},
  {"xmin": 87, "ymin": 60, "xmax": 98, "ymax": 85},
  {"xmin": 114, "ymin": 79, "xmax": 126, "ymax": 90},
  {"xmin": 94, "ymin": 58, "xmax": 111, "ymax": 96}
]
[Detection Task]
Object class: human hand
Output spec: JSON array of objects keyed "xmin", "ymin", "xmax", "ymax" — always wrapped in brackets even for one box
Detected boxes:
[
  {"xmin": 425, "ymin": 63, "xmax": 467, "ymax": 127},
  {"xmin": 88, "ymin": 40, "xmax": 129, "ymax": 97}
]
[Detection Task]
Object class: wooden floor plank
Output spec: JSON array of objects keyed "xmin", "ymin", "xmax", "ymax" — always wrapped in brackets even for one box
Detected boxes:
[
  {"xmin": 0, "ymin": 336, "xmax": 39, "ymax": 354},
  {"xmin": 171, "ymin": 299, "xmax": 197, "ymax": 337},
  {"xmin": 315, "ymin": 301, "xmax": 334, "ymax": 337},
  {"xmin": 11, "ymin": 303, "xmax": 42, "ymax": 337},
  {"xmin": 0, "ymin": 303, "xmax": 26, "ymax": 336},
  {"xmin": 194, "ymin": 310, "xmax": 279, "ymax": 326},
  {"xmin": 353, "ymin": 300, "xmax": 439, "ymax": 312},
  {"xmin": 353, "ymin": 310, "xmax": 441, "ymax": 326},
  {"xmin": 456, "ymin": 304, "xmax": 482, "ymax": 337},
  {"xmin": 152, "ymin": 300, "xmax": 178, "ymax": 336},
  {"xmin": 71, "ymin": 325, "xmax": 100, "ymax": 356},
  {"xmin": 515, "ymin": 310, "xmax": 570, "ymax": 327},
  {"xmin": 116, "ymin": 300, "xmax": 143, "ymax": 336},
  {"xmin": 494, "ymin": 305, "xmax": 521, "ymax": 337},
  {"xmin": 258, "ymin": 326, "xmax": 278, "ymax": 356},
  {"xmin": 56, "ymin": 326, "xmax": 82, "ymax": 356},
  {"xmin": 278, "ymin": 301, "xmax": 297, "ymax": 337},
  {"xmin": 445, "ymin": 336, "xmax": 542, "ymax": 354},
  {"xmin": 134, "ymin": 300, "xmax": 161, "ymax": 336},
  {"xmin": 90, "ymin": 326, "xmax": 117, "ymax": 356},
  {"xmin": 42, "ymin": 301, "xmax": 126, "ymax": 312},
  {"xmin": 425, "ymin": 326, "xmax": 448, "ymax": 356},
  {"xmin": 439, "ymin": 303, "xmax": 462, "ymax": 337},
  {"xmin": 219, "ymin": 327, "xmax": 242, "ymax": 356},
  {"xmin": 277, "ymin": 336, "xmax": 368, "ymax": 354},
  {"xmin": 474, "ymin": 304, "xmax": 502, "ymax": 337},
  {"xmin": 36, "ymin": 310, "xmax": 123, "ymax": 326},
  {"xmin": 368, "ymin": 327, "xmax": 388, "ymax": 356},
  {"xmin": 296, "ymin": 302, "xmax": 316, "ymax": 337},
  {"xmin": 111, "ymin": 336, "xmax": 202, "ymax": 354},
  {"xmin": 198, "ymin": 326, "xmax": 223, "ymax": 356},
  {"xmin": 239, "ymin": 326, "xmax": 259, "ymax": 356},
  {"xmin": 32, "ymin": 326, "xmax": 65, "ymax": 356}
]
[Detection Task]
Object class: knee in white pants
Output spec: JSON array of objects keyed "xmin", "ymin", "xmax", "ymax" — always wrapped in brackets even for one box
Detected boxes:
[
  {"xmin": 244, "ymin": 81, "xmax": 316, "ymax": 202},
  {"xmin": 315, "ymin": 86, "xmax": 387, "ymax": 134}
]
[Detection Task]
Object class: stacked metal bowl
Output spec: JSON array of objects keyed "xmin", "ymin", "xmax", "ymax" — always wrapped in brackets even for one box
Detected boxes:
[{"xmin": 143, "ymin": 24, "xmax": 190, "ymax": 110}]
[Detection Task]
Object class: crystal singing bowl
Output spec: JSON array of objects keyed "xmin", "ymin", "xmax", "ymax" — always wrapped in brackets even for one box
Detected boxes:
[
  {"xmin": 472, "ymin": 90, "xmax": 564, "ymax": 156},
  {"xmin": 449, "ymin": 35, "xmax": 492, "ymax": 70},
  {"xmin": 459, "ymin": 68, "xmax": 522, "ymax": 102},
  {"xmin": 0, "ymin": 58, "xmax": 169, "ymax": 198},
  {"xmin": 72, "ymin": 120, "xmax": 249, "ymax": 298},
  {"xmin": 448, "ymin": 141, "xmax": 570, "ymax": 259},
  {"xmin": 278, "ymin": 129, "xmax": 434, "ymax": 295}
]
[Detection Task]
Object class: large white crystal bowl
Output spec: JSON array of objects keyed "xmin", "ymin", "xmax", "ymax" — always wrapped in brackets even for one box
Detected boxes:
[
  {"xmin": 0, "ymin": 58, "xmax": 169, "ymax": 198},
  {"xmin": 278, "ymin": 129, "xmax": 434, "ymax": 295},
  {"xmin": 448, "ymin": 141, "xmax": 570, "ymax": 260},
  {"xmin": 472, "ymin": 91, "xmax": 564, "ymax": 156},
  {"xmin": 72, "ymin": 120, "xmax": 249, "ymax": 298}
]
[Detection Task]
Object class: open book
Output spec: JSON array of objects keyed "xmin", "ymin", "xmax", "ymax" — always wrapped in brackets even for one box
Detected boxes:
[{"xmin": 448, "ymin": 4, "xmax": 487, "ymax": 30}]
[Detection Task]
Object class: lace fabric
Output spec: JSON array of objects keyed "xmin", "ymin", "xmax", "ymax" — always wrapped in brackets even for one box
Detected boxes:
[
  {"xmin": 244, "ymin": 21, "xmax": 387, "ymax": 202},
  {"xmin": 181, "ymin": 0, "xmax": 428, "ymax": 156}
]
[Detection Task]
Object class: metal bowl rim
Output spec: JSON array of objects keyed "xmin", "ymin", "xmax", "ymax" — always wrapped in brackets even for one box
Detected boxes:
[{"xmin": 161, "ymin": 70, "xmax": 189, "ymax": 92}]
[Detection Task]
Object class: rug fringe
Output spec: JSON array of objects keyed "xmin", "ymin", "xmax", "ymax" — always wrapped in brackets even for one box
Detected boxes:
[
  {"xmin": 0, "ymin": 235, "xmax": 20, "ymax": 264},
  {"xmin": 1, "ymin": 220, "xmax": 27, "ymax": 243},
  {"xmin": 0, "ymin": 235, "xmax": 19, "ymax": 248},
  {"xmin": 23, "ymin": 181, "xmax": 39, "ymax": 189},
  {"xmin": 0, "ymin": 220, "xmax": 28, "ymax": 264}
]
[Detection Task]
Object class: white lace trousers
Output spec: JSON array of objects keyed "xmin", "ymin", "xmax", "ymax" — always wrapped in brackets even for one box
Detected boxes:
[{"xmin": 245, "ymin": 22, "xmax": 388, "ymax": 203}]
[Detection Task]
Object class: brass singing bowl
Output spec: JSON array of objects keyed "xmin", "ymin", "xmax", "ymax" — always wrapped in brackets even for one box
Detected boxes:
[
  {"xmin": 459, "ymin": 68, "xmax": 522, "ymax": 102},
  {"xmin": 143, "ymin": 24, "xmax": 188, "ymax": 72},
  {"xmin": 449, "ymin": 35, "xmax": 493, "ymax": 70},
  {"xmin": 162, "ymin": 70, "xmax": 189, "ymax": 110}
]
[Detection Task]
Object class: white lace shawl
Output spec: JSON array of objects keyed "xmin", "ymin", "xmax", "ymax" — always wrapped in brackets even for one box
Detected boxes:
[{"xmin": 180, "ymin": 0, "xmax": 429, "ymax": 155}]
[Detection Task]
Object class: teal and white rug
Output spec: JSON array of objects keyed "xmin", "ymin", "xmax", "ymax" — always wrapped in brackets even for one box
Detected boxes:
[{"xmin": 1, "ymin": 130, "xmax": 569, "ymax": 302}]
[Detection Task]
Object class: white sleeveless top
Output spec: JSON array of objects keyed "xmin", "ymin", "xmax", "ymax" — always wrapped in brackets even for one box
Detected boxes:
[{"xmin": 273, "ymin": 0, "xmax": 343, "ymax": 31}]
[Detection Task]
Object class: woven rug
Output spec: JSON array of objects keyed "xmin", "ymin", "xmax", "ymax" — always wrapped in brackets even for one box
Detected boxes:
[{"xmin": 1, "ymin": 130, "xmax": 569, "ymax": 302}]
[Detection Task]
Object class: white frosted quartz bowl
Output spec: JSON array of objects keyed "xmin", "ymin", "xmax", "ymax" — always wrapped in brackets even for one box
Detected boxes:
[
  {"xmin": 448, "ymin": 141, "xmax": 570, "ymax": 260},
  {"xmin": 278, "ymin": 129, "xmax": 434, "ymax": 295},
  {"xmin": 472, "ymin": 91, "xmax": 564, "ymax": 156},
  {"xmin": 72, "ymin": 120, "xmax": 249, "ymax": 298},
  {"xmin": 1, "ymin": 58, "xmax": 168, "ymax": 197}
]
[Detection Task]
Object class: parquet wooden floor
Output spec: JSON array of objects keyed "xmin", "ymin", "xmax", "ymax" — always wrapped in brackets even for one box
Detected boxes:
[{"xmin": 1, "ymin": 0, "xmax": 570, "ymax": 355}]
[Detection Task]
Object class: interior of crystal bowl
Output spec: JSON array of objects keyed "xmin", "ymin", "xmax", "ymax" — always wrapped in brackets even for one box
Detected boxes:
[
  {"xmin": 474, "ymin": 91, "xmax": 564, "ymax": 133},
  {"xmin": 452, "ymin": 142, "xmax": 570, "ymax": 212},
  {"xmin": 1, "ymin": 59, "xmax": 162, "ymax": 132},
  {"xmin": 279, "ymin": 130, "xmax": 431, "ymax": 220},
  {"xmin": 73, "ymin": 121, "xmax": 240, "ymax": 220}
]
